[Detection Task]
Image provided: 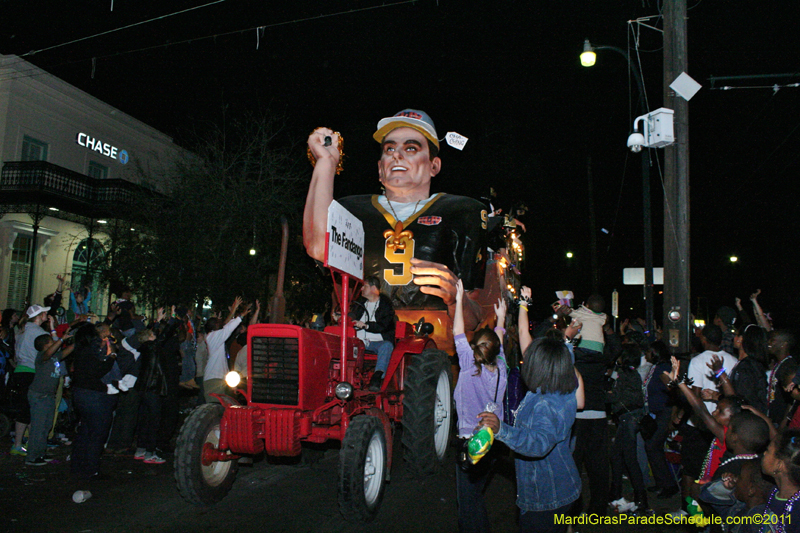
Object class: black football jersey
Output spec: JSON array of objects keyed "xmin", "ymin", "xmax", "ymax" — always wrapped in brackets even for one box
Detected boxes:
[{"xmin": 338, "ymin": 193, "xmax": 487, "ymax": 310}]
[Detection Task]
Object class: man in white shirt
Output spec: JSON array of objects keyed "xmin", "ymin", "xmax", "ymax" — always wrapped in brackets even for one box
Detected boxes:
[
  {"xmin": 678, "ymin": 324, "xmax": 740, "ymax": 495},
  {"xmin": 687, "ymin": 324, "xmax": 739, "ymax": 414},
  {"xmin": 203, "ymin": 296, "xmax": 250, "ymax": 404}
]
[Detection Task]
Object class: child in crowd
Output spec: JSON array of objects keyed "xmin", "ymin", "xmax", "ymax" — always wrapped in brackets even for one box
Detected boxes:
[
  {"xmin": 26, "ymin": 333, "xmax": 74, "ymax": 466},
  {"xmin": 761, "ymin": 429, "xmax": 800, "ymax": 527},
  {"xmin": 778, "ymin": 358, "xmax": 800, "ymax": 429},
  {"xmin": 697, "ymin": 412, "xmax": 772, "ymax": 520},
  {"xmin": 69, "ymin": 285, "xmax": 92, "ymax": 319},
  {"xmin": 478, "ymin": 337, "xmax": 581, "ymax": 533},
  {"xmin": 704, "ymin": 458, "xmax": 774, "ymax": 533},
  {"xmin": 453, "ymin": 279, "xmax": 507, "ymax": 533},
  {"xmin": 568, "ymin": 294, "xmax": 607, "ymax": 355},
  {"xmin": 667, "ymin": 356, "xmax": 745, "ymax": 494},
  {"xmin": 731, "ymin": 459, "xmax": 774, "ymax": 533}
]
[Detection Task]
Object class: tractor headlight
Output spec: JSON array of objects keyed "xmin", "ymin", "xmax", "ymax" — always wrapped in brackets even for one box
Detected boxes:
[
  {"xmin": 335, "ymin": 382, "xmax": 353, "ymax": 400},
  {"xmin": 225, "ymin": 371, "xmax": 242, "ymax": 388}
]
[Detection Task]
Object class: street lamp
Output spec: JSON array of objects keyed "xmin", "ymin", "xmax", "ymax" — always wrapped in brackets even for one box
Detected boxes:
[
  {"xmin": 729, "ymin": 256, "xmax": 738, "ymax": 263},
  {"xmin": 581, "ymin": 38, "xmax": 655, "ymax": 334},
  {"xmin": 566, "ymin": 251, "xmax": 574, "ymax": 259},
  {"xmin": 580, "ymin": 40, "xmax": 597, "ymax": 67}
]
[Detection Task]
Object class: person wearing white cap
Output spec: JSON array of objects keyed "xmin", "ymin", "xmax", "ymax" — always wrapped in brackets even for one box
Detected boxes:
[
  {"xmin": 10, "ymin": 305, "xmax": 57, "ymax": 456},
  {"xmin": 304, "ymin": 110, "xmax": 488, "ymax": 345}
]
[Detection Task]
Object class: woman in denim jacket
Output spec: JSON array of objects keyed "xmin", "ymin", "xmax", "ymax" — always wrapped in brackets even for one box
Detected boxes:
[{"xmin": 479, "ymin": 337, "xmax": 581, "ymax": 533}]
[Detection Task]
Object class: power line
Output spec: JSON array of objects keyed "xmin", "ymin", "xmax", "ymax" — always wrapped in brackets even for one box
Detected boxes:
[
  {"xmin": 21, "ymin": 0, "xmax": 227, "ymax": 58},
  {"xmin": 1, "ymin": 0, "xmax": 422, "ymax": 85},
  {"xmin": 711, "ymin": 83, "xmax": 800, "ymax": 92}
]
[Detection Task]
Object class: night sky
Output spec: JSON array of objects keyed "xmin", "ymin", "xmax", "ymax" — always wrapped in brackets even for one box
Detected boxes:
[{"xmin": 3, "ymin": 1, "xmax": 800, "ymax": 326}]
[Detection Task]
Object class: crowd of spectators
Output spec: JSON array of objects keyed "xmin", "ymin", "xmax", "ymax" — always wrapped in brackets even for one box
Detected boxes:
[
  {"xmin": 460, "ymin": 287, "xmax": 799, "ymax": 533},
  {"xmin": 1, "ymin": 278, "xmax": 254, "ymax": 478},
  {"xmin": 3, "ymin": 277, "xmax": 800, "ymax": 533}
]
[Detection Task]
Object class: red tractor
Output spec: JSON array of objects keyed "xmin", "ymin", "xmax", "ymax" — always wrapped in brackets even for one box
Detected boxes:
[{"xmin": 173, "ymin": 272, "xmax": 454, "ymax": 521}]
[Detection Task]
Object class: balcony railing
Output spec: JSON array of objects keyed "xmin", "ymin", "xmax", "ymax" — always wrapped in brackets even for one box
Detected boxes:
[{"xmin": 0, "ymin": 161, "xmax": 158, "ymax": 219}]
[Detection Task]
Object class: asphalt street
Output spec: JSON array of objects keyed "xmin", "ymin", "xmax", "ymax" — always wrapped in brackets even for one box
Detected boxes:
[{"xmin": 1, "ymin": 417, "xmax": 690, "ymax": 533}]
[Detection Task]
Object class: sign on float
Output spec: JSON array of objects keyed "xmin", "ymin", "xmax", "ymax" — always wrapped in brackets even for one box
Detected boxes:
[{"xmin": 325, "ymin": 200, "xmax": 364, "ymax": 281}]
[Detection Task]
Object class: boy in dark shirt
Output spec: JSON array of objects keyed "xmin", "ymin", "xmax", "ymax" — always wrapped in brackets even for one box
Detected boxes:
[{"xmin": 26, "ymin": 333, "xmax": 73, "ymax": 466}]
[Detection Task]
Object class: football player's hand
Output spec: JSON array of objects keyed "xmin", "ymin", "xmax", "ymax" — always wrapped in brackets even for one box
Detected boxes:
[
  {"xmin": 307, "ymin": 127, "xmax": 341, "ymax": 167},
  {"xmin": 409, "ymin": 258, "xmax": 458, "ymax": 306}
]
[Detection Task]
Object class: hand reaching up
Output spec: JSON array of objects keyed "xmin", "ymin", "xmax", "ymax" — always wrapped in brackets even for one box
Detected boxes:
[
  {"xmin": 706, "ymin": 353, "xmax": 724, "ymax": 374},
  {"xmin": 665, "ymin": 356, "xmax": 680, "ymax": 382},
  {"xmin": 520, "ymin": 286, "xmax": 531, "ymax": 300},
  {"xmin": 230, "ymin": 296, "xmax": 243, "ymax": 315},
  {"xmin": 494, "ymin": 297, "xmax": 506, "ymax": 327}
]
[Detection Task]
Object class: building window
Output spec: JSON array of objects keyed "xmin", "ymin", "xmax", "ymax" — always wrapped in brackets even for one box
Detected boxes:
[
  {"xmin": 6, "ymin": 234, "xmax": 33, "ymax": 310},
  {"xmin": 88, "ymin": 161, "xmax": 109, "ymax": 179},
  {"xmin": 21, "ymin": 135, "xmax": 49, "ymax": 161},
  {"xmin": 70, "ymin": 238, "xmax": 107, "ymax": 315}
]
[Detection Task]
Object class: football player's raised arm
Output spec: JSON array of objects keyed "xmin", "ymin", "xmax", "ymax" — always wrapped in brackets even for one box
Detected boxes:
[{"xmin": 303, "ymin": 128, "xmax": 341, "ymax": 261}]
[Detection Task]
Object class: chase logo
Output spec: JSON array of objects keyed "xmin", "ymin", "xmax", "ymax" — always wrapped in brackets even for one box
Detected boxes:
[{"xmin": 76, "ymin": 132, "xmax": 129, "ymax": 164}]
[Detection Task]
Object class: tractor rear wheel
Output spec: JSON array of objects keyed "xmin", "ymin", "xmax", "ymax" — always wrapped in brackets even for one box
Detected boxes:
[
  {"xmin": 174, "ymin": 404, "xmax": 239, "ymax": 506},
  {"xmin": 402, "ymin": 349, "xmax": 453, "ymax": 476},
  {"xmin": 338, "ymin": 415, "xmax": 388, "ymax": 522}
]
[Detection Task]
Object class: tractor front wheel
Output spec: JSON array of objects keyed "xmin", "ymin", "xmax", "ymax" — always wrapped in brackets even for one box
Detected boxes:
[
  {"xmin": 338, "ymin": 415, "xmax": 388, "ymax": 522},
  {"xmin": 174, "ymin": 404, "xmax": 239, "ymax": 506}
]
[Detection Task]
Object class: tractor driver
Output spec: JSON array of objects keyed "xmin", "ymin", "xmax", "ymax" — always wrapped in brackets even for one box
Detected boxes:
[
  {"xmin": 304, "ymin": 110, "xmax": 489, "ymax": 348},
  {"xmin": 349, "ymin": 276, "xmax": 395, "ymax": 392}
]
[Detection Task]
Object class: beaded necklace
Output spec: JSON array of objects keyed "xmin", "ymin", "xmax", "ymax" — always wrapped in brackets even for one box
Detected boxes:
[
  {"xmin": 699, "ymin": 434, "xmax": 725, "ymax": 481},
  {"xmin": 385, "ymin": 198, "xmax": 423, "ymax": 226},
  {"xmin": 761, "ymin": 487, "xmax": 800, "ymax": 533},
  {"xmin": 770, "ymin": 356, "xmax": 792, "ymax": 405},
  {"xmin": 698, "ymin": 428, "xmax": 728, "ymax": 483}
]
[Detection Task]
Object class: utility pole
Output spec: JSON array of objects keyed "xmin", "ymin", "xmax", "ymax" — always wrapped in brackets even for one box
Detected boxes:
[
  {"xmin": 587, "ymin": 155, "xmax": 599, "ymax": 294},
  {"xmin": 662, "ymin": 0, "xmax": 692, "ymax": 353}
]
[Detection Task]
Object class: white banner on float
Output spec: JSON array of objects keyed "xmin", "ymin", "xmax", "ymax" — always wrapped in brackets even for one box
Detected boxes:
[{"xmin": 325, "ymin": 200, "xmax": 364, "ymax": 280}]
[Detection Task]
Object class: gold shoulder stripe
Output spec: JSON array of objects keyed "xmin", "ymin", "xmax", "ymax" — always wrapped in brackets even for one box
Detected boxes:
[{"xmin": 371, "ymin": 195, "xmax": 396, "ymax": 228}]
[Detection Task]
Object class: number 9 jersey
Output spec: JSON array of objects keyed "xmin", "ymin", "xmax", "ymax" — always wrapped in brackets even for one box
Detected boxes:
[{"xmin": 338, "ymin": 193, "xmax": 488, "ymax": 311}]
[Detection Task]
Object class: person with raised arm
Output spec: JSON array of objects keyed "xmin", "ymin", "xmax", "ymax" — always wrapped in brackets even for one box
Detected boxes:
[
  {"xmin": 203, "ymin": 297, "xmax": 249, "ymax": 404},
  {"xmin": 452, "ymin": 278, "xmax": 507, "ymax": 533}
]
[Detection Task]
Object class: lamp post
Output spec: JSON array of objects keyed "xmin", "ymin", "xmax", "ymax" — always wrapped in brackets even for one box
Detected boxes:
[{"xmin": 581, "ymin": 39, "xmax": 654, "ymax": 335}]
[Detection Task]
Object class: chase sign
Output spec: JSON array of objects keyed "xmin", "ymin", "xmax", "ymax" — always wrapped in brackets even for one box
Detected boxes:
[{"xmin": 76, "ymin": 132, "xmax": 129, "ymax": 165}]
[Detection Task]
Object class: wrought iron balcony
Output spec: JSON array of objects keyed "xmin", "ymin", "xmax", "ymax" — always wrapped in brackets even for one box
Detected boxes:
[{"xmin": 0, "ymin": 161, "xmax": 158, "ymax": 220}]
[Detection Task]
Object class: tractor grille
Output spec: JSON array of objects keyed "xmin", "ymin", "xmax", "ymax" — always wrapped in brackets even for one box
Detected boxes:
[{"xmin": 251, "ymin": 336, "xmax": 299, "ymax": 405}]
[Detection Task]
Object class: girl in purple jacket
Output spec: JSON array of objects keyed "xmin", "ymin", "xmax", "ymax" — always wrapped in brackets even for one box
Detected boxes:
[{"xmin": 453, "ymin": 278, "xmax": 507, "ymax": 533}]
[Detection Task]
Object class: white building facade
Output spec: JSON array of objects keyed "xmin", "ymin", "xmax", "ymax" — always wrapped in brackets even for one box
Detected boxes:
[{"xmin": 0, "ymin": 54, "xmax": 182, "ymax": 316}]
